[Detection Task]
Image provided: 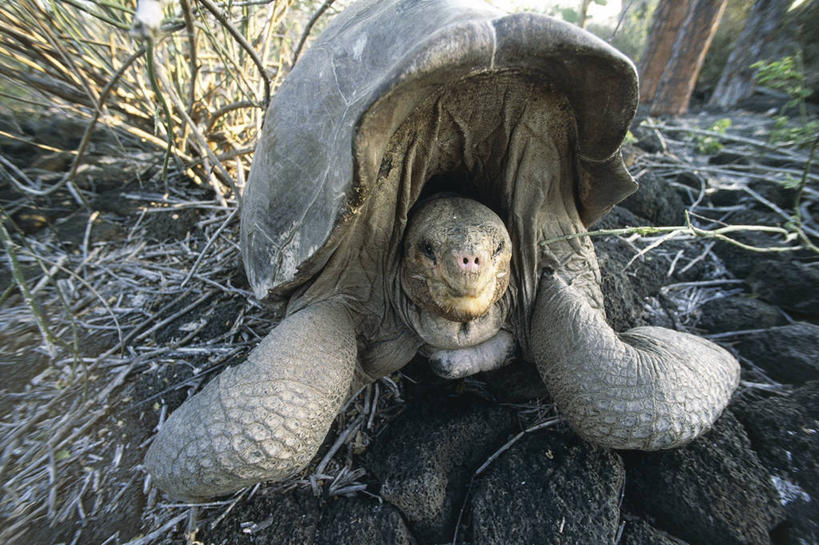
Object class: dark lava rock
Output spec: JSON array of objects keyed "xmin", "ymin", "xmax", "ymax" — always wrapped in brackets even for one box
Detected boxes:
[
  {"xmin": 696, "ymin": 295, "xmax": 788, "ymax": 333},
  {"xmin": 619, "ymin": 173, "xmax": 687, "ymax": 227},
  {"xmin": 31, "ymin": 150, "xmax": 73, "ymax": 172},
  {"xmin": 733, "ymin": 383, "xmax": 819, "ymax": 545},
  {"xmin": 657, "ymin": 237, "xmax": 719, "ymax": 282},
  {"xmin": 11, "ymin": 206, "xmax": 60, "ymax": 234},
  {"xmin": 711, "ymin": 209, "xmax": 791, "ymax": 278},
  {"xmin": 144, "ymin": 207, "xmax": 200, "ymax": 242},
  {"xmin": 596, "ymin": 239, "xmax": 647, "ymax": 331},
  {"xmin": 316, "ymin": 496, "xmax": 416, "ymax": 545},
  {"xmin": 73, "ymin": 159, "xmax": 146, "ymax": 192},
  {"xmin": 632, "ymin": 124, "xmax": 667, "ymax": 154},
  {"xmin": 202, "ymin": 489, "xmax": 321, "ymax": 545},
  {"xmin": 482, "ymin": 359, "xmax": 549, "ymax": 403},
  {"xmin": 366, "ymin": 396, "xmax": 517, "ymax": 544},
  {"xmin": 737, "ymin": 89, "xmax": 792, "ymax": 114},
  {"xmin": 594, "ymin": 235, "xmax": 667, "ymax": 332},
  {"xmin": 675, "ymin": 171, "xmax": 705, "ymax": 191},
  {"xmin": 746, "ymin": 260, "xmax": 819, "ymax": 317},
  {"xmin": 747, "ymin": 180, "xmax": 799, "ymax": 211},
  {"xmin": 708, "ymin": 150, "xmax": 750, "ymax": 165},
  {"xmin": 733, "ymin": 383, "xmax": 819, "ymax": 496},
  {"xmin": 93, "ymin": 189, "xmax": 139, "ymax": 216},
  {"xmin": 592, "ymin": 204, "xmax": 712, "ymax": 285},
  {"xmin": 619, "ymin": 518, "xmax": 689, "ymax": 545},
  {"xmin": 592, "ymin": 205, "xmax": 651, "ymax": 231},
  {"xmin": 735, "ymin": 323, "xmax": 819, "ymax": 384},
  {"xmin": 624, "ymin": 411, "xmax": 784, "ymax": 545},
  {"xmin": 470, "ymin": 428, "xmax": 624, "ymax": 545},
  {"xmin": 708, "ymin": 187, "xmax": 745, "ymax": 207}
]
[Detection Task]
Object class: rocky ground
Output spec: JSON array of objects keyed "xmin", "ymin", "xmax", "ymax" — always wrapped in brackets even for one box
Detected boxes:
[{"xmin": 1, "ymin": 104, "xmax": 817, "ymax": 545}]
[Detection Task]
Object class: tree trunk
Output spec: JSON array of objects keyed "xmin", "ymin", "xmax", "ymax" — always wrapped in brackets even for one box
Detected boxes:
[
  {"xmin": 707, "ymin": 0, "xmax": 793, "ymax": 108},
  {"xmin": 640, "ymin": 0, "xmax": 728, "ymax": 116},
  {"xmin": 579, "ymin": 0, "xmax": 593, "ymax": 29},
  {"xmin": 639, "ymin": 0, "xmax": 692, "ymax": 104}
]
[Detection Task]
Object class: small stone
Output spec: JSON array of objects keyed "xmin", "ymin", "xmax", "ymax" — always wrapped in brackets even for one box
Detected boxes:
[
  {"xmin": 747, "ymin": 179, "xmax": 798, "ymax": 210},
  {"xmin": 632, "ymin": 124, "xmax": 667, "ymax": 154},
  {"xmin": 708, "ymin": 150, "xmax": 749, "ymax": 165},
  {"xmin": 32, "ymin": 151, "xmax": 73, "ymax": 172},
  {"xmin": 675, "ymin": 171, "xmax": 705, "ymax": 191},
  {"xmin": 696, "ymin": 295, "xmax": 787, "ymax": 333},
  {"xmin": 708, "ymin": 187, "xmax": 744, "ymax": 207}
]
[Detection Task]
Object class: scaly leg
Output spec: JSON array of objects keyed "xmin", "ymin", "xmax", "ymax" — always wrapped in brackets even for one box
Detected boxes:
[
  {"xmin": 144, "ymin": 300, "xmax": 357, "ymax": 500},
  {"xmin": 529, "ymin": 272, "xmax": 739, "ymax": 450}
]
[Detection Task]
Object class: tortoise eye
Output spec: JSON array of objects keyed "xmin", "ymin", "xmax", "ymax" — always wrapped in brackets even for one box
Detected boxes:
[
  {"xmin": 494, "ymin": 240, "xmax": 505, "ymax": 256},
  {"xmin": 419, "ymin": 241, "xmax": 436, "ymax": 260}
]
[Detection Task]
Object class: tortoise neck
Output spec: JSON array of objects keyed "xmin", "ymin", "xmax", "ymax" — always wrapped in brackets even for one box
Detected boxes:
[{"xmin": 398, "ymin": 290, "xmax": 509, "ymax": 351}]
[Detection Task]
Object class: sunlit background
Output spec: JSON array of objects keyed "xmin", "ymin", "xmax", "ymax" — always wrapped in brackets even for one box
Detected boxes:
[{"xmin": 489, "ymin": 0, "xmax": 621, "ymax": 24}]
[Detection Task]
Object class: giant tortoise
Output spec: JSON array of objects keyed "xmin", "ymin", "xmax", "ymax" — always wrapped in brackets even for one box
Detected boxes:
[{"xmin": 145, "ymin": 0, "xmax": 740, "ymax": 500}]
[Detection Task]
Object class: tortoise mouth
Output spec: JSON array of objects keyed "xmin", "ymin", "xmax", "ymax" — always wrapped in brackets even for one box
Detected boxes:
[
  {"xmin": 403, "ymin": 269, "xmax": 506, "ymax": 322},
  {"xmin": 429, "ymin": 280, "xmax": 504, "ymax": 322},
  {"xmin": 441, "ymin": 270, "xmax": 495, "ymax": 298}
]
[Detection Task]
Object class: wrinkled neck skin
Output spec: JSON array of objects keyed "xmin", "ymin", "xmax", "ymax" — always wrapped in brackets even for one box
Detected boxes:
[{"xmin": 397, "ymin": 274, "xmax": 511, "ymax": 351}]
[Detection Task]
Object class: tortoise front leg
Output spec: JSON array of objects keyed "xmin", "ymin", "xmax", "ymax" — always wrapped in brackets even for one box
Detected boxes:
[
  {"xmin": 528, "ymin": 272, "xmax": 739, "ymax": 450},
  {"xmin": 144, "ymin": 300, "xmax": 357, "ymax": 500}
]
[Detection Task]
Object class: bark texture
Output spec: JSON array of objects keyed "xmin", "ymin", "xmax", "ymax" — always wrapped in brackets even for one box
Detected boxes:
[
  {"xmin": 707, "ymin": 0, "xmax": 792, "ymax": 108},
  {"xmin": 639, "ymin": 0, "xmax": 692, "ymax": 103},
  {"xmin": 641, "ymin": 0, "xmax": 728, "ymax": 115}
]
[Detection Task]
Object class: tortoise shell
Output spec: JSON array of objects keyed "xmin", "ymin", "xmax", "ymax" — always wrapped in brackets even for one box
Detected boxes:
[{"xmin": 241, "ymin": 0, "xmax": 638, "ymax": 300}]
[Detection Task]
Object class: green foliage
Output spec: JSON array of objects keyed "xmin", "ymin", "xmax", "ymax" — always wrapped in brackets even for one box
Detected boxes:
[
  {"xmin": 782, "ymin": 174, "xmax": 801, "ymax": 190},
  {"xmin": 55, "ymin": 449, "xmax": 71, "ymax": 462},
  {"xmin": 696, "ymin": 118, "xmax": 732, "ymax": 154},
  {"xmin": 752, "ymin": 55, "xmax": 812, "ymax": 114},
  {"xmin": 752, "ymin": 54, "xmax": 817, "ymax": 148},
  {"xmin": 767, "ymin": 116, "xmax": 819, "ymax": 148},
  {"xmin": 560, "ymin": 7, "xmax": 580, "ymax": 23},
  {"xmin": 558, "ymin": 0, "xmax": 607, "ymax": 24}
]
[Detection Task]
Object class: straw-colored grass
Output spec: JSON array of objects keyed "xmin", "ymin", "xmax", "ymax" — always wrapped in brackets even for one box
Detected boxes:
[
  {"xmin": 0, "ymin": 0, "xmax": 302, "ymax": 205},
  {"xmin": 0, "ymin": 1, "xmax": 366, "ymax": 542}
]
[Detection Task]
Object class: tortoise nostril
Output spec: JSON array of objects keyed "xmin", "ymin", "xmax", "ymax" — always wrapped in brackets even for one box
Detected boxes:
[{"xmin": 456, "ymin": 254, "xmax": 481, "ymax": 271}]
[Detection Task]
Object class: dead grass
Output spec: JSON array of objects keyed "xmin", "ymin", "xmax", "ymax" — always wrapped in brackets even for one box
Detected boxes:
[{"xmin": 0, "ymin": 1, "xmax": 366, "ymax": 542}]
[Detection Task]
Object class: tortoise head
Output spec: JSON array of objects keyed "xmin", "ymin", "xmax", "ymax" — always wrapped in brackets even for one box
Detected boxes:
[{"xmin": 401, "ymin": 196, "xmax": 512, "ymax": 322}]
